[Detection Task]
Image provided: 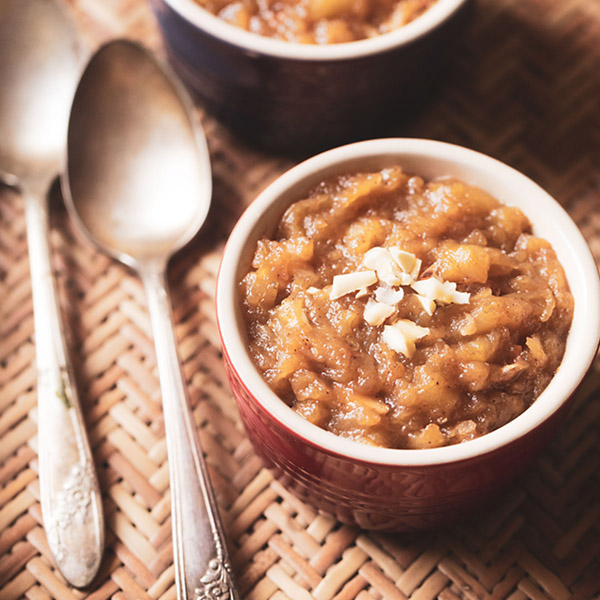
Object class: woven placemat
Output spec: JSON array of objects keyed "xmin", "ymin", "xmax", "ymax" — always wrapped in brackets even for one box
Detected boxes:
[{"xmin": 1, "ymin": 0, "xmax": 599, "ymax": 598}]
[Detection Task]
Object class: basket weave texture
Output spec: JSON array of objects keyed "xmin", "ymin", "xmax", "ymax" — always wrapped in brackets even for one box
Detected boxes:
[{"xmin": 1, "ymin": 0, "xmax": 599, "ymax": 598}]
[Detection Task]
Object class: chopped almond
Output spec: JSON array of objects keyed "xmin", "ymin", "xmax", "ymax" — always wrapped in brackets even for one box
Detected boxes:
[
  {"xmin": 364, "ymin": 298, "xmax": 395, "ymax": 326},
  {"xmin": 382, "ymin": 319, "xmax": 430, "ymax": 358},
  {"xmin": 330, "ymin": 270, "xmax": 377, "ymax": 300}
]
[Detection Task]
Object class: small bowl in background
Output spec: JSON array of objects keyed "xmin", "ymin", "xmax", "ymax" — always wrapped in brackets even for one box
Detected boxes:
[
  {"xmin": 215, "ymin": 138, "xmax": 600, "ymax": 531},
  {"xmin": 149, "ymin": 0, "xmax": 471, "ymax": 154}
]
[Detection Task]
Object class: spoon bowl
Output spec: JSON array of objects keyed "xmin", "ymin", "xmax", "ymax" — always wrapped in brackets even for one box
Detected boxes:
[
  {"xmin": 62, "ymin": 40, "xmax": 238, "ymax": 600},
  {"xmin": 0, "ymin": 0, "xmax": 80, "ymax": 181},
  {"xmin": 65, "ymin": 40, "xmax": 211, "ymax": 267}
]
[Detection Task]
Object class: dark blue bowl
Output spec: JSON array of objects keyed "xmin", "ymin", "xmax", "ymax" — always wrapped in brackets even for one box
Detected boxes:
[{"xmin": 150, "ymin": 0, "xmax": 472, "ymax": 154}]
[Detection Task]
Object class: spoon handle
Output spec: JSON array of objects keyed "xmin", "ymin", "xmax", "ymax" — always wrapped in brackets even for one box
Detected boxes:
[
  {"xmin": 142, "ymin": 267, "xmax": 239, "ymax": 600},
  {"xmin": 24, "ymin": 189, "xmax": 104, "ymax": 588}
]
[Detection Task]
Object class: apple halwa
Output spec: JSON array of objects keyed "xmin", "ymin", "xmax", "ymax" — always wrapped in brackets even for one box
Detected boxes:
[
  {"xmin": 198, "ymin": 0, "xmax": 437, "ymax": 44},
  {"xmin": 240, "ymin": 167, "xmax": 574, "ymax": 449}
]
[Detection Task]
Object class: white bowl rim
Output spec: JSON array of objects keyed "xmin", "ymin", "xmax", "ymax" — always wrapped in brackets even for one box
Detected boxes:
[
  {"xmin": 161, "ymin": 0, "xmax": 468, "ymax": 61},
  {"xmin": 216, "ymin": 138, "xmax": 600, "ymax": 467}
]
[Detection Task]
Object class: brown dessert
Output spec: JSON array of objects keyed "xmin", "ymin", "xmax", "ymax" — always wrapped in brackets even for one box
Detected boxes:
[
  {"xmin": 199, "ymin": 0, "xmax": 437, "ymax": 43},
  {"xmin": 240, "ymin": 166, "xmax": 574, "ymax": 448}
]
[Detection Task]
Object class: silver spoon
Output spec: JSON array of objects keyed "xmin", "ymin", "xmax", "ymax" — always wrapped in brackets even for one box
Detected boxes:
[
  {"xmin": 61, "ymin": 40, "xmax": 238, "ymax": 600},
  {"xmin": 0, "ymin": 0, "xmax": 104, "ymax": 587}
]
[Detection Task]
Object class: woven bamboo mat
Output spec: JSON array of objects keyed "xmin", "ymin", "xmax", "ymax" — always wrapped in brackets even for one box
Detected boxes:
[{"xmin": 1, "ymin": 0, "xmax": 599, "ymax": 598}]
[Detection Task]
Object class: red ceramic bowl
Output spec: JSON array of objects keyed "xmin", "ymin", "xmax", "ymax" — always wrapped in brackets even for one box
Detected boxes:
[{"xmin": 216, "ymin": 139, "xmax": 600, "ymax": 531}]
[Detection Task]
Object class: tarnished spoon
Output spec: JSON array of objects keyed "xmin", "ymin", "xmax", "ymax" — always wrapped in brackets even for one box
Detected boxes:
[
  {"xmin": 0, "ymin": 0, "xmax": 104, "ymax": 587},
  {"xmin": 61, "ymin": 40, "xmax": 238, "ymax": 600}
]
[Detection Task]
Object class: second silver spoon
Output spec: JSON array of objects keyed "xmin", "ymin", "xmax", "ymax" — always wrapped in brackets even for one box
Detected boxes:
[
  {"xmin": 0, "ymin": 0, "xmax": 103, "ymax": 586},
  {"xmin": 61, "ymin": 40, "xmax": 238, "ymax": 599}
]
